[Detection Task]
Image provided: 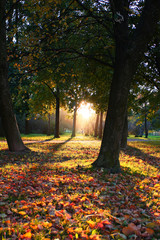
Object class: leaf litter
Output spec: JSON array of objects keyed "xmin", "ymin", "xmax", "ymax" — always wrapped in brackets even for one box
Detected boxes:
[{"xmin": 0, "ymin": 139, "xmax": 159, "ymax": 239}]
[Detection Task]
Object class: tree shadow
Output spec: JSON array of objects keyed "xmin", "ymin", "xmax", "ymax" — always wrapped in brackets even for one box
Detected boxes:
[
  {"xmin": 0, "ymin": 137, "xmax": 73, "ymax": 167},
  {"xmin": 122, "ymin": 144, "xmax": 160, "ymax": 169}
]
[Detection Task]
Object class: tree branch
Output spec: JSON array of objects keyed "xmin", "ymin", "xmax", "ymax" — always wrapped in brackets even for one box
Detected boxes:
[
  {"xmin": 41, "ymin": 80, "xmax": 57, "ymax": 99},
  {"xmin": 128, "ymin": 0, "xmax": 160, "ymax": 63}
]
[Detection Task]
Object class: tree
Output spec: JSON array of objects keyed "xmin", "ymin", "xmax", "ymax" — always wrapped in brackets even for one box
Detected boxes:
[
  {"xmin": 92, "ymin": 0, "xmax": 160, "ymax": 172},
  {"xmin": 94, "ymin": 113, "xmax": 99, "ymax": 137},
  {"xmin": 71, "ymin": 102, "xmax": 77, "ymax": 137},
  {"xmin": 0, "ymin": 0, "xmax": 26, "ymax": 152},
  {"xmin": 98, "ymin": 111, "xmax": 103, "ymax": 139}
]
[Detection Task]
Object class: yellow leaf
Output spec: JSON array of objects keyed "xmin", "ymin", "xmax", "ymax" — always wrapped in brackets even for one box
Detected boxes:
[
  {"xmin": 42, "ymin": 221, "xmax": 52, "ymax": 228},
  {"xmin": 75, "ymin": 227, "xmax": 83, "ymax": 233},
  {"xmin": 19, "ymin": 211, "xmax": 26, "ymax": 215},
  {"xmin": 21, "ymin": 231, "xmax": 32, "ymax": 239},
  {"xmin": 87, "ymin": 220, "xmax": 96, "ymax": 228}
]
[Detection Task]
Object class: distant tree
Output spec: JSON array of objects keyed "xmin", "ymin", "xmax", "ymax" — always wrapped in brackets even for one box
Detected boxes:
[{"xmin": 94, "ymin": 113, "xmax": 100, "ymax": 138}]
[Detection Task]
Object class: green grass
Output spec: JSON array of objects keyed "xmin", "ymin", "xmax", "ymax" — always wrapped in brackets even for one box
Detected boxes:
[{"xmin": 147, "ymin": 135, "xmax": 160, "ymax": 140}]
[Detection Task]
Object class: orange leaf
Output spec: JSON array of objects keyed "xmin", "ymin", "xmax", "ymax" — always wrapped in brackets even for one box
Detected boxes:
[
  {"xmin": 89, "ymin": 235, "xmax": 101, "ymax": 240},
  {"xmin": 102, "ymin": 219, "xmax": 112, "ymax": 225},
  {"xmin": 146, "ymin": 228, "xmax": 154, "ymax": 235},
  {"xmin": 67, "ymin": 227, "xmax": 74, "ymax": 234},
  {"xmin": 21, "ymin": 231, "xmax": 32, "ymax": 239},
  {"xmin": 96, "ymin": 222, "xmax": 104, "ymax": 228},
  {"xmin": 75, "ymin": 227, "xmax": 83, "ymax": 233},
  {"xmin": 42, "ymin": 222, "xmax": 52, "ymax": 228}
]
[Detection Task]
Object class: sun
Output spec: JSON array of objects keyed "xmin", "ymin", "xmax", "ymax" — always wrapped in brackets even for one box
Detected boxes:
[{"xmin": 78, "ymin": 102, "xmax": 95, "ymax": 120}]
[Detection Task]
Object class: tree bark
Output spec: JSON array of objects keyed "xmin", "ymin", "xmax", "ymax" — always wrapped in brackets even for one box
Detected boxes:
[
  {"xmin": 98, "ymin": 111, "xmax": 103, "ymax": 139},
  {"xmin": 54, "ymin": 88, "xmax": 60, "ymax": 138},
  {"xmin": 120, "ymin": 112, "xmax": 128, "ymax": 149},
  {"xmin": 71, "ymin": 102, "xmax": 77, "ymax": 137},
  {"xmin": 47, "ymin": 113, "xmax": 51, "ymax": 136},
  {"xmin": 0, "ymin": 0, "xmax": 26, "ymax": 151},
  {"xmin": 144, "ymin": 103, "xmax": 148, "ymax": 138},
  {"xmin": 94, "ymin": 113, "xmax": 99, "ymax": 137},
  {"xmin": 92, "ymin": 0, "xmax": 160, "ymax": 172}
]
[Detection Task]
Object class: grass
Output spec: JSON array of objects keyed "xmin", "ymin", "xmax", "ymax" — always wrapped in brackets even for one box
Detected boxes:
[
  {"xmin": 0, "ymin": 133, "xmax": 98, "ymax": 142},
  {"xmin": 1, "ymin": 133, "xmax": 160, "ymax": 142},
  {"xmin": 0, "ymin": 136, "xmax": 160, "ymax": 239}
]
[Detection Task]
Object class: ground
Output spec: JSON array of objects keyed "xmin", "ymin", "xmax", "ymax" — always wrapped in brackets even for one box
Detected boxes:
[{"xmin": 0, "ymin": 135, "xmax": 159, "ymax": 240}]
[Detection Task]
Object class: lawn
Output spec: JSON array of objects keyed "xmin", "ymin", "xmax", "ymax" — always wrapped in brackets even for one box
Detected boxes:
[{"xmin": 0, "ymin": 136, "xmax": 159, "ymax": 240}]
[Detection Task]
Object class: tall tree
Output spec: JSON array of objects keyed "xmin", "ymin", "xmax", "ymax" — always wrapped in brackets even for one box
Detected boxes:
[
  {"xmin": 98, "ymin": 111, "xmax": 103, "ymax": 139},
  {"xmin": 71, "ymin": 102, "xmax": 77, "ymax": 137},
  {"xmin": 0, "ymin": 0, "xmax": 26, "ymax": 151},
  {"xmin": 92, "ymin": 0, "xmax": 160, "ymax": 172},
  {"xmin": 94, "ymin": 113, "xmax": 99, "ymax": 137}
]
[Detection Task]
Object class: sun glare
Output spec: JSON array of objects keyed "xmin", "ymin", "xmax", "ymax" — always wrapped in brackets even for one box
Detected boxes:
[{"xmin": 78, "ymin": 102, "xmax": 95, "ymax": 120}]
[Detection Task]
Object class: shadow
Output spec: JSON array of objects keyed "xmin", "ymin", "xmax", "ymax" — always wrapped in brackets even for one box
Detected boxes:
[
  {"xmin": 24, "ymin": 136, "xmax": 55, "ymax": 145},
  {"xmin": 0, "ymin": 137, "xmax": 73, "ymax": 167},
  {"xmin": 122, "ymin": 144, "xmax": 160, "ymax": 169}
]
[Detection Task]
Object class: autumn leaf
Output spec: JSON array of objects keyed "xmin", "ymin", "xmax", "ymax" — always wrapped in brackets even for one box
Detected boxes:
[
  {"xmin": 122, "ymin": 223, "xmax": 140, "ymax": 236},
  {"xmin": 19, "ymin": 211, "xmax": 27, "ymax": 216},
  {"xmin": 75, "ymin": 227, "xmax": 83, "ymax": 233},
  {"xmin": 146, "ymin": 228, "xmax": 154, "ymax": 235},
  {"xmin": 21, "ymin": 230, "xmax": 32, "ymax": 239},
  {"xmin": 87, "ymin": 219, "xmax": 96, "ymax": 228},
  {"xmin": 42, "ymin": 221, "xmax": 52, "ymax": 228}
]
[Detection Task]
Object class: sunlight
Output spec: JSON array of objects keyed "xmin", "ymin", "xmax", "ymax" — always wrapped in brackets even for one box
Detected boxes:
[{"xmin": 78, "ymin": 102, "xmax": 95, "ymax": 120}]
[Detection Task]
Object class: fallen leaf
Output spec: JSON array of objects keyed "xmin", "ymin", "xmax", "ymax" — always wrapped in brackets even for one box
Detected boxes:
[{"xmin": 122, "ymin": 223, "xmax": 140, "ymax": 236}]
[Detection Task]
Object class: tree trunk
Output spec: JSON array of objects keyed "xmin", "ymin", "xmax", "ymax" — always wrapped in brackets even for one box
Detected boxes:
[
  {"xmin": 120, "ymin": 112, "xmax": 128, "ymax": 149},
  {"xmin": 144, "ymin": 103, "xmax": 148, "ymax": 138},
  {"xmin": 47, "ymin": 113, "xmax": 51, "ymax": 136},
  {"xmin": 92, "ymin": 0, "xmax": 160, "ymax": 173},
  {"xmin": 94, "ymin": 113, "xmax": 99, "ymax": 137},
  {"xmin": 92, "ymin": 61, "xmax": 131, "ymax": 173},
  {"xmin": 54, "ymin": 88, "xmax": 60, "ymax": 138},
  {"xmin": 72, "ymin": 102, "xmax": 77, "ymax": 137},
  {"xmin": 98, "ymin": 111, "xmax": 103, "ymax": 139},
  {"xmin": 0, "ymin": 0, "xmax": 26, "ymax": 152}
]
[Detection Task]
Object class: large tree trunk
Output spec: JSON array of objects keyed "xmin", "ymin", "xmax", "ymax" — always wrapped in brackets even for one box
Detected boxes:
[
  {"xmin": 54, "ymin": 88, "xmax": 60, "ymax": 138},
  {"xmin": 94, "ymin": 113, "xmax": 99, "ymax": 137},
  {"xmin": 92, "ymin": 62, "xmax": 131, "ymax": 172},
  {"xmin": 71, "ymin": 102, "xmax": 77, "ymax": 137},
  {"xmin": 98, "ymin": 111, "xmax": 103, "ymax": 139},
  {"xmin": 92, "ymin": 0, "xmax": 160, "ymax": 172},
  {"xmin": 0, "ymin": 0, "xmax": 26, "ymax": 152},
  {"xmin": 120, "ymin": 113, "xmax": 128, "ymax": 149}
]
